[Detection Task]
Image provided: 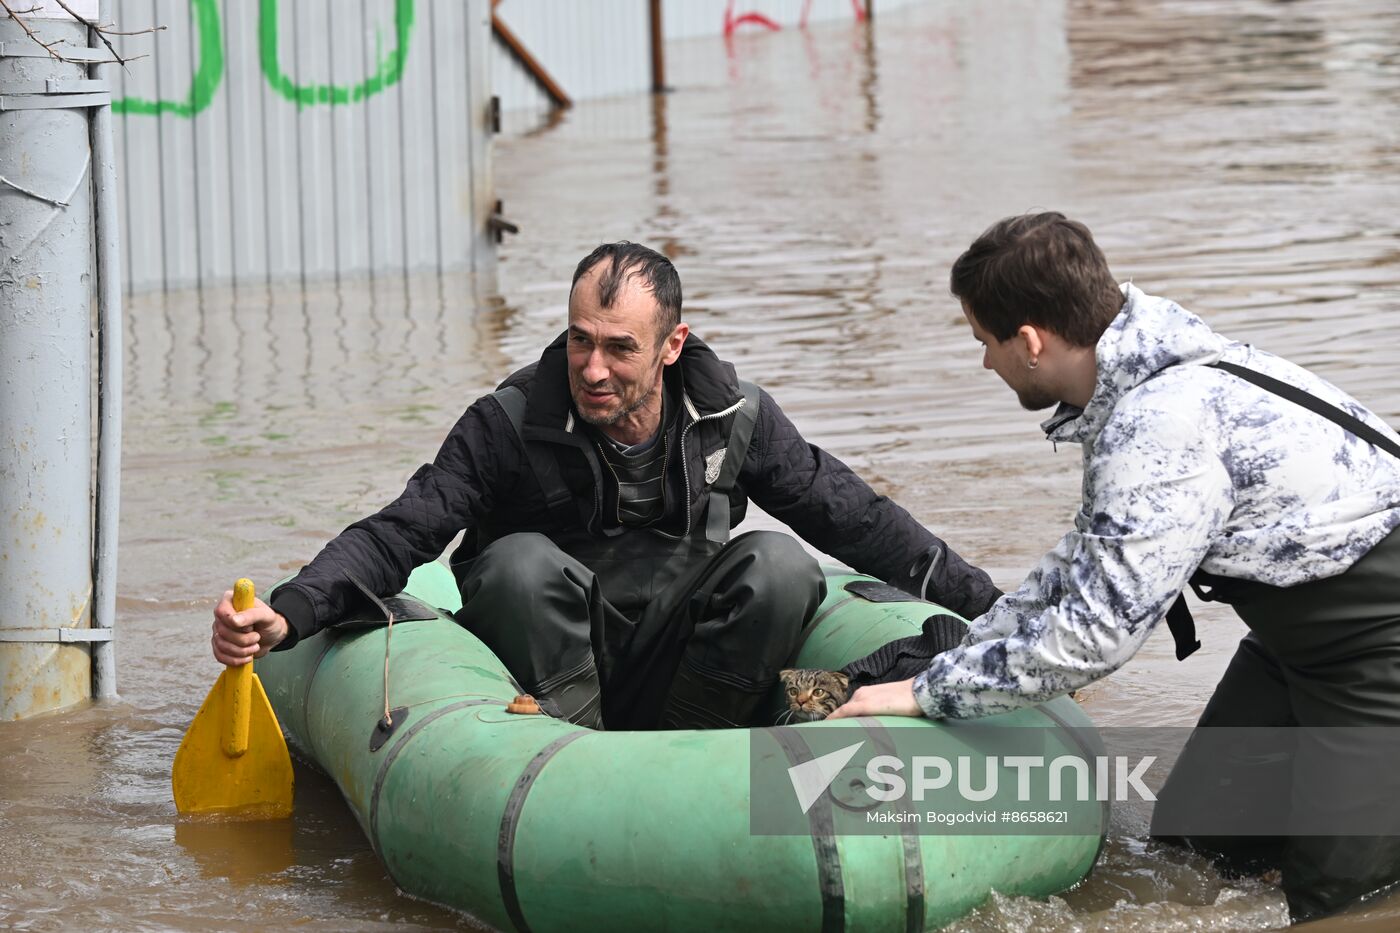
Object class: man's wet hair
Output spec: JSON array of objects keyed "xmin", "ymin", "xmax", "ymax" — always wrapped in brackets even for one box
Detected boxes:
[
  {"xmin": 950, "ymin": 212, "xmax": 1123, "ymax": 348},
  {"xmin": 571, "ymin": 242, "xmax": 682, "ymax": 344}
]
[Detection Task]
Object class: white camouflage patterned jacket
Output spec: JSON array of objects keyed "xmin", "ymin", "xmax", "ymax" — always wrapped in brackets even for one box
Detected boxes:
[{"xmin": 912, "ymin": 283, "xmax": 1400, "ymax": 719}]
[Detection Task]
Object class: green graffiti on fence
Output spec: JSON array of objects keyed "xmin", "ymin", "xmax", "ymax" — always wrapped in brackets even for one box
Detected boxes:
[
  {"xmin": 111, "ymin": 0, "xmax": 416, "ymax": 117},
  {"xmin": 112, "ymin": 0, "xmax": 223, "ymax": 117},
  {"xmin": 260, "ymin": 0, "xmax": 415, "ymax": 107}
]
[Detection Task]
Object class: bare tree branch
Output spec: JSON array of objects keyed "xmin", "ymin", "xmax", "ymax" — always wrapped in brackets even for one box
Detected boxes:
[
  {"xmin": 51, "ymin": 0, "xmax": 121, "ymax": 63},
  {"xmin": 1, "ymin": 0, "xmax": 162, "ymax": 66},
  {"xmin": 90, "ymin": 23, "xmax": 167, "ymax": 37},
  {"xmin": 53, "ymin": 0, "xmax": 163, "ymax": 66},
  {"xmin": 0, "ymin": 0, "xmax": 67, "ymax": 60}
]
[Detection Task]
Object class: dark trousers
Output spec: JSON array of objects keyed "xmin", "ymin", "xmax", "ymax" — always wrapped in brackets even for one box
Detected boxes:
[
  {"xmin": 1152, "ymin": 526, "xmax": 1400, "ymax": 922},
  {"xmin": 455, "ymin": 530, "xmax": 825, "ymax": 731}
]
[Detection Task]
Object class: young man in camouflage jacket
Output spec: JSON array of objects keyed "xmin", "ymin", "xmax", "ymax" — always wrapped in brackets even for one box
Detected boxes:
[{"xmin": 833, "ymin": 212, "xmax": 1400, "ymax": 920}]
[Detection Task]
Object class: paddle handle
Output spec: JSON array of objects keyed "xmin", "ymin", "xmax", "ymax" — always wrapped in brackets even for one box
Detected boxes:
[{"xmin": 223, "ymin": 578, "xmax": 256, "ymax": 758}]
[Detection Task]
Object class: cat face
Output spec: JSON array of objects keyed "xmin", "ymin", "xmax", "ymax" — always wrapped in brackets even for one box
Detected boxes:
[{"xmin": 779, "ymin": 669, "xmax": 850, "ymax": 724}]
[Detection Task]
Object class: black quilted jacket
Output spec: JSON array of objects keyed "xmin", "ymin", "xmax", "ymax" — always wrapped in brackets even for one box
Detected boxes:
[{"xmin": 270, "ymin": 333, "xmax": 1000, "ymax": 647}]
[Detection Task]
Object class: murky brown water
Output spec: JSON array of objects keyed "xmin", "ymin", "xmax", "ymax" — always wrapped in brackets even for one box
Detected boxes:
[{"xmin": 4, "ymin": 0, "xmax": 1399, "ymax": 929}]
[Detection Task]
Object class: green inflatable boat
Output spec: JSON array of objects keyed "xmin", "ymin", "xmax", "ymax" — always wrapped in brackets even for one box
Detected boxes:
[{"xmin": 256, "ymin": 563, "xmax": 1106, "ymax": 931}]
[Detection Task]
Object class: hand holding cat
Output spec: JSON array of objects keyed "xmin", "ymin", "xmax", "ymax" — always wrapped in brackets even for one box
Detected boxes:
[{"xmin": 826, "ymin": 678, "xmax": 923, "ymax": 720}]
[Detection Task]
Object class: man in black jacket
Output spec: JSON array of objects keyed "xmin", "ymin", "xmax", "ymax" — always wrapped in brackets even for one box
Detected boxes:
[{"xmin": 211, "ymin": 242, "xmax": 998, "ymax": 730}]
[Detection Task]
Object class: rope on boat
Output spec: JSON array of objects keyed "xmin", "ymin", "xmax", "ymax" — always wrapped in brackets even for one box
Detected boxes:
[{"xmin": 348, "ymin": 575, "xmax": 397, "ymax": 728}]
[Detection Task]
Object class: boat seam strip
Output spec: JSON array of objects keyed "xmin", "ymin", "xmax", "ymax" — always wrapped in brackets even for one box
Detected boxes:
[
  {"xmin": 302, "ymin": 634, "xmax": 338, "ymax": 720},
  {"xmin": 858, "ymin": 717, "xmax": 925, "ymax": 933},
  {"xmin": 367, "ymin": 698, "xmax": 501, "ymax": 852},
  {"xmin": 1035, "ymin": 702, "xmax": 1112, "ymax": 872},
  {"xmin": 791, "ymin": 594, "xmax": 858, "ymax": 659},
  {"xmin": 498, "ymin": 729, "xmax": 589, "ymax": 933},
  {"xmin": 767, "ymin": 727, "xmax": 847, "ymax": 933}
]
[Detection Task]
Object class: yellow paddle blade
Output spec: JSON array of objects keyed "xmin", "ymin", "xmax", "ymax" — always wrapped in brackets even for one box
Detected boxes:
[{"xmin": 172, "ymin": 579, "xmax": 294, "ymax": 819}]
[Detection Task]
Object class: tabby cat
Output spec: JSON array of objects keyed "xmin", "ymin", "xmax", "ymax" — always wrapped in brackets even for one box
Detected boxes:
[{"xmin": 778, "ymin": 669, "xmax": 850, "ymax": 724}]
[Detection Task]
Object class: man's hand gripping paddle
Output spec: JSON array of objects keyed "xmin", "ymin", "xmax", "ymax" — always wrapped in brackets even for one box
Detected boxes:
[{"xmin": 172, "ymin": 579, "xmax": 294, "ymax": 818}]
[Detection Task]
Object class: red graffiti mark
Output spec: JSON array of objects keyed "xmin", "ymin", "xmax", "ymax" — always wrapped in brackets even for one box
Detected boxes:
[
  {"xmin": 724, "ymin": 0, "xmax": 781, "ymax": 37},
  {"xmin": 728, "ymin": 0, "xmax": 868, "ymax": 38},
  {"xmin": 798, "ymin": 0, "xmax": 867, "ymax": 29}
]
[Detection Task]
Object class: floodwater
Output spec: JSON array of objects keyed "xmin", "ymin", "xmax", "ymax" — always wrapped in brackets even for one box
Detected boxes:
[{"xmin": 4, "ymin": 0, "xmax": 1400, "ymax": 929}]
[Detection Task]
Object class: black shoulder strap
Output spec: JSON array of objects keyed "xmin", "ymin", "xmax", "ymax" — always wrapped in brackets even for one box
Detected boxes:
[
  {"xmin": 1163, "ymin": 597, "xmax": 1202, "ymax": 662},
  {"xmin": 493, "ymin": 384, "xmax": 527, "ymax": 428},
  {"xmin": 1211, "ymin": 361, "xmax": 1400, "ymax": 460},
  {"xmin": 492, "ymin": 386, "xmax": 575, "ymax": 518},
  {"xmin": 704, "ymin": 380, "xmax": 763, "ymax": 544},
  {"xmin": 1164, "ymin": 360, "xmax": 1400, "ymax": 662}
]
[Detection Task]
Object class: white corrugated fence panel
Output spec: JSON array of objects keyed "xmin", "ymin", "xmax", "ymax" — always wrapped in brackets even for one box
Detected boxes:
[{"xmin": 111, "ymin": 0, "xmax": 495, "ymax": 292}]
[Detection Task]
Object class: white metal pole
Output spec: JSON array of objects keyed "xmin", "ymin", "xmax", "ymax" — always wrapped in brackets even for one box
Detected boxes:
[
  {"xmin": 0, "ymin": 6, "xmax": 101, "ymax": 719},
  {"xmin": 467, "ymin": 0, "xmax": 496, "ymax": 280},
  {"xmin": 90, "ymin": 0, "xmax": 122, "ymax": 701}
]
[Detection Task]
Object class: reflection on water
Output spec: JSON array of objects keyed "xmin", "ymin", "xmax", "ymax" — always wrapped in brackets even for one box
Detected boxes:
[
  {"xmin": 173, "ymin": 816, "xmax": 295, "ymax": 883},
  {"xmin": 4, "ymin": 0, "xmax": 1399, "ymax": 928}
]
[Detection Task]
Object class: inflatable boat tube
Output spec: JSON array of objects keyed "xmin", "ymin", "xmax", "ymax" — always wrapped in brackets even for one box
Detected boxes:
[{"xmin": 256, "ymin": 563, "xmax": 1106, "ymax": 931}]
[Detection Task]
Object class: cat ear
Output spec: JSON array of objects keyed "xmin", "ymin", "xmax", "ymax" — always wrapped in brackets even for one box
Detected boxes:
[
  {"xmin": 833, "ymin": 672, "xmax": 849, "ymax": 689},
  {"xmin": 779, "ymin": 669, "xmax": 796, "ymax": 680}
]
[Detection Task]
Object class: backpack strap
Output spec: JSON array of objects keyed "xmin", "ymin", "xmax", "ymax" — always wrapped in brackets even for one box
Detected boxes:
[
  {"xmin": 704, "ymin": 380, "xmax": 763, "ymax": 544},
  {"xmin": 492, "ymin": 386, "xmax": 578, "ymax": 522}
]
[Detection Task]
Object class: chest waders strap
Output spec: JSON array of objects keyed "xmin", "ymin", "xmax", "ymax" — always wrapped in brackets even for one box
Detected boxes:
[
  {"xmin": 1212, "ymin": 361, "xmax": 1400, "ymax": 460},
  {"xmin": 1165, "ymin": 361, "xmax": 1400, "ymax": 661},
  {"xmin": 492, "ymin": 386, "xmax": 580, "ymax": 525},
  {"xmin": 704, "ymin": 380, "xmax": 762, "ymax": 544},
  {"xmin": 1163, "ymin": 598, "xmax": 1203, "ymax": 662}
]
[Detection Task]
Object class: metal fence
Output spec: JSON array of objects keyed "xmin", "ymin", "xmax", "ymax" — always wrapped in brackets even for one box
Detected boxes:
[
  {"xmin": 106, "ymin": 1, "xmax": 919, "ymax": 292},
  {"xmin": 109, "ymin": 0, "xmax": 495, "ymax": 292},
  {"xmin": 493, "ymin": 0, "xmax": 918, "ymax": 114}
]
